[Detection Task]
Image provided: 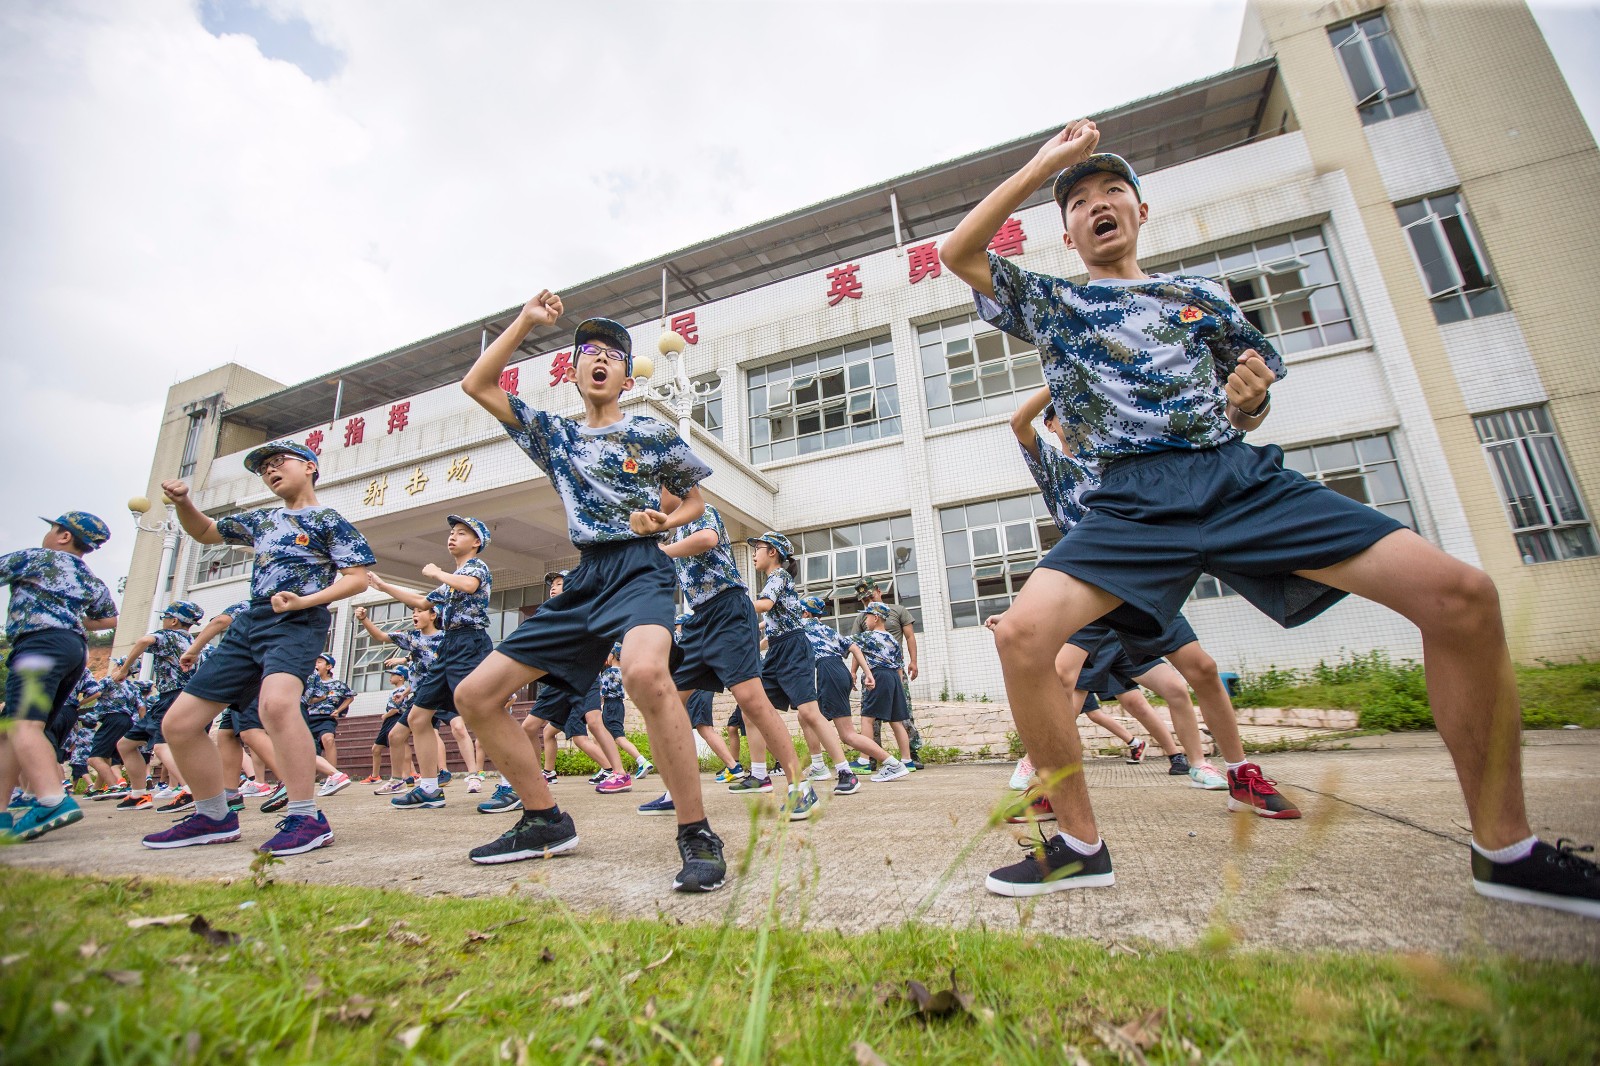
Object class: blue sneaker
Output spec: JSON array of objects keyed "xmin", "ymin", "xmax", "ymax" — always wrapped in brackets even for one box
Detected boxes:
[
  {"xmin": 477, "ymin": 783, "xmax": 522, "ymax": 814},
  {"xmin": 258, "ymin": 812, "xmax": 334, "ymax": 856},
  {"xmin": 437, "ymin": 770, "xmax": 453, "ymax": 786},
  {"xmin": 391, "ymin": 785, "xmax": 445, "ymax": 809},
  {"xmin": 714, "ymin": 764, "xmax": 744, "ymax": 784},
  {"xmin": 142, "ymin": 811, "xmax": 242, "ymax": 849},
  {"xmin": 848, "ymin": 757, "xmax": 874, "ymax": 775},
  {"xmin": 783, "ymin": 785, "xmax": 818, "ymax": 822},
  {"xmin": 638, "ymin": 793, "xmax": 675, "ymax": 816},
  {"xmin": 12, "ymin": 795, "xmax": 84, "ymax": 840},
  {"xmin": 633, "ymin": 759, "xmax": 654, "ymax": 782},
  {"xmin": 0, "ymin": 812, "xmax": 12, "ymax": 835}
]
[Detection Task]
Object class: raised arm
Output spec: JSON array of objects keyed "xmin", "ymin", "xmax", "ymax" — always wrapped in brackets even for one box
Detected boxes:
[
  {"xmin": 367, "ymin": 572, "xmax": 431, "ymax": 610},
  {"xmin": 271, "ymin": 566, "xmax": 369, "ymax": 614},
  {"xmin": 159, "ymin": 480, "xmax": 224, "ymax": 545},
  {"xmin": 942, "ymin": 121, "xmax": 1100, "ymax": 298},
  {"xmin": 1225, "ymin": 351, "xmax": 1275, "ymax": 432},
  {"xmin": 181, "ymin": 613, "xmax": 233, "ymax": 670},
  {"xmin": 422, "ymin": 563, "xmax": 480, "ymax": 594},
  {"xmin": 462, "ymin": 290, "xmax": 564, "ymax": 426},
  {"xmin": 353, "ymin": 605, "xmax": 396, "ymax": 644},
  {"xmin": 630, "ymin": 485, "xmax": 707, "ymax": 538},
  {"xmin": 1009, "ymin": 386, "xmax": 1053, "ymax": 460},
  {"xmin": 112, "ymin": 635, "xmax": 157, "ymax": 681}
]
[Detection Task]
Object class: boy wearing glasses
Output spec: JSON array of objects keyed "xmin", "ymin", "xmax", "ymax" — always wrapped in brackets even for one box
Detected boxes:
[
  {"xmin": 140, "ymin": 441, "xmax": 374, "ymax": 856},
  {"xmin": 457, "ymin": 291, "xmax": 728, "ymax": 893}
]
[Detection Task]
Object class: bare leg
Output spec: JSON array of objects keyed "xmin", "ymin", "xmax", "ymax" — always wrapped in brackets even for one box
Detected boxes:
[
  {"xmin": 797, "ymin": 702, "xmax": 847, "ymax": 764},
  {"xmin": 992, "ymin": 568, "xmax": 1121, "ymax": 844},
  {"xmin": 570, "ymin": 731, "xmax": 611, "ymax": 770},
  {"xmin": 455, "ymin": 652, "xmax": 554, "ymax": 810},
  {"xmin": 386, "ymin": 723, "xmax": 414, "ymax": 779},
  {"xmin": 238, "ymin": 728, "xmax": 282, "ymax": 779},
  {"xmin": 725, "ymin": 723, "xmax": 744, "ymax": 768},
  {"xmin": 696, "ymin": 723, "xmax": 739, "ymax": 768},
  {"xmin": 830, "ymin": 717, "xmax": 890, "ymax": 763},
  {"xmin": 319, "ymin": 732, "xmax": 339, "ymax": 773},
  {"xmin": 448, "ymin": 718, "xmax": 479, "ymax": 774},
  {"xmin": 409, "ymin": 705, "xmax": 441, "ymax": 780},
  {"xmin": 535, "ymin": 721, "xmax": 557, "ymax": 770},
  {"xmin": 614, "ymin": 734, "xmax": 647, "ymax": 769},
  {"xmin": 151, "ymin": 743, "xmax": 185, "ymax": 788},
  {"xmin": 1111, "ymin": 690, "xmax": 1180, "ymax": 756},
  {"xmin": 216, "ymin": 730, "xmax": 245, "ymax": 784},
  {"xmin": 889, "ymin": 721, "xmax": 912, "ymax": 761},
  {"xmin": 1131, "ymin": 661, "xmax": 1208, "ymax": 764},
  {"xmin": 369, "ymin": 745, "xmax": 383, "ymax": 780},
  {"xmin": 88, "ymin": 756, "xmax": 117, "ymax": 786},
  {"xmin": 1298, "ymin": 529, "xmax": 1529, "ymax": 848},
  {"xmin": 728, "ymin": 682, "xmax": 803, "ymax": 780},
  {"xmin": 154, "ymin": 692, "xmax": 228, "ymax": 800},
  {"xmin": 116, "ymin": 738, "xmax": 149, "ymax": 794},
  {"xmin": 252, "ymin": 674, "xmax": 316, "ymax": 802},
  {"xmin": 618, "ymin": 624, "xmax": 706, "ymax": 825},
  {"xmin": 0, "ymin": 721, "xmax": 62, "ymax": 801},
  {"xmin": 1164, "ymin": 643, "xmax": 1245, "ymax": 764},
  {"xmin": 1083, "ymin": 708, "xmax": 1135, "ymax": 745},
  {"xmin": 584, "ymin": 712, "xmax": 624, "ymax": 771},
  {"xmin": 745, "ymin": 717, "xmax": 768, "ymax": 768}
]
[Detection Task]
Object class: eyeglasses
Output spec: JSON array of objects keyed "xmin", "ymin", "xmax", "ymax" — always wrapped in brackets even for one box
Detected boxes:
[
  {"xmin": 259, "ymin": 454, "xmax": 306, "ymax": 473},
  {"xmin": 576, "ymin": 342, "xmax": 629, "ymax": 365}
]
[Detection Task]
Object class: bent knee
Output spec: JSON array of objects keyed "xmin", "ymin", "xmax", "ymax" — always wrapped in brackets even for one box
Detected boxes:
[
  {"xmin": 620, "ymin": 661, "xmax": 670, "ymax": 694},
  {"xmin": 1433, "ymin": 563, "xmax": 1502, "ymax": 628}
]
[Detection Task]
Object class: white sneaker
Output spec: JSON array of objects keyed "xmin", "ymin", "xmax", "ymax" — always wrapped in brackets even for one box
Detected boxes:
[
  {"xmin": 151, "ymin": 786, "xmax": 179, "ymax": 802},
  {"xmin": 804, "ymin": 763, "xmax": 832, "ymax": 781},
  {"xmin": 1188, "ymin": 763, "xmax": 1228, "ymax": 790},
  {"xmin": 317, "ymin": 772, "xmax": 351, "ymax": 797},
  {"xmin": 466, "ymin": 774, "xmax": 483, "ymax": 795},
  {"xmin": 238, "ymin": 781, "xmax": 270, "ymax": 798},
  {"xmin": 870, "ymin": 760, "xmax": 911, "ymax": 783},
  {"xmin": 1009, "ymin": 756, "xmax": 1035, "ymax": 791}
]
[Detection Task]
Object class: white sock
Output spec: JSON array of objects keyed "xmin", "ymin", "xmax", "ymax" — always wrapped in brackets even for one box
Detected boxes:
[
  {"xmin": 1056, "ymin": 829, "xmax": 1103, "ymax": 856},
  {"xmin": 421, "ymin": 777, "xmax": 439, "ymax": 793},
  {"xmin": 752, "ymin": 762, "xmax": 768, "ymax": 780},
  {"xmin": 1225, "ymin": 760, "xmax": 1248, "ymax": 772},
  {"xmin": 1472, "ymin": 835, "xmax": 1537, "ymax": 864},
  {"xmin": 834, "ymin": 761, "xmax": 852, "ymax": 774},
  {"xmin": 286, "ymin": 799, "xmax": 319, "ymax": 818},
  {"xmin": 810, "ymin": 753, "xmax": 825, "ymax": 766},
  {"xmin": 660, "ymin": 790, "xmax": 672, "ymax": 802},
  {"xmin": 35, "ymin": 791, "xmax": 67, "ymax": 808},
  {"xmin": 884, "ymin": 755, "xmax": 903, "ymax": 767}
]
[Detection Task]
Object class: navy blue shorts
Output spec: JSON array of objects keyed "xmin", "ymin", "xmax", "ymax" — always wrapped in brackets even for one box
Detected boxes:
[
  {"xmin": 220, "ymin": 697, "xmax": 263, "ymax": 734},
  {"xmin": 89, "ymin": 711, "xmax": 132, "ymax": 759},
  {"xmin": 305, "ymin": 714, "xmax": 339, "ymax": 743},
  {"xmin": 44, "ymin": 703, "xmax": 84, "ymax": 756},
  {"xmin": 184, "ymin": 601, "xmax": 332, "ymax": 706},
  {"xmin": 1079, "ymin": 691, "xmax": 1101, "ymax": 716},
  {"xmin": 431, "ymin": 708, "xmax": 460, "ymax": 727},
  {"xmin": 861, "ymin": 668, "xmax": 907, "ymax": 721},
  {"xmin": 529, "ymin": 683, "xmax": 587, "ymax": 738},
  {"xmin": 1116, "ymin": 613, "xmax": 1199, "ymax": 662},
  {"xmin": 761, "ymin": 629, "xmax": 818, "ymax": 712},
  {"xmin": 600, "ymin": 697, "xmax": 627, "ymax": 738},
  {"xmin": 3, "ymin": 629, "xmax": 87, "ymax": 723},
  {"xmin": 497, "ymin": 539, "xmax": 679, "ymax": 696},
  {"xmin": 1072, "ymin": 625, "xmax": 1158, "ymax": 695},
  {"xmin": 727, "ymin": 705, "xmax": 744, "ymax": 732},
  {"xmin": 124, "ymin": 689, "xmax": 182, "ymax": 744},
  {"xmin": 672, "ymin": 587, "xmax": 764, "ymax": 693},
  {"xmin": 1041, "ymin": 440, "xmax": 1405, "ymax": 636},
  {"xmin": 687, "ymin": 689, "xmax": 715, "ymax": 728},
  {"xmin": 374, "ymin": 714, "xmax": 402, "ymax": 747},
  {"xmin": 815, "ymin": 656, "xmax": 854, "ymax": 721},
  {"xmin": 412, "ymin": 627, "xmax": 493, "ymax": 711}
]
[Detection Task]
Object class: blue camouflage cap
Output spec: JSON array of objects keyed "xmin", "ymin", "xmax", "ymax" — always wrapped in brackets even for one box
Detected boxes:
[
  {"xmin": 316, "ymin": 652, "xmax": 336, "ymax": 668},
  {"xmin": 859, "ymin": 603, "xmax": 892, "ymax": 621},
  {"xmin": 745, "ymin": 532, "xmax": 793, "ymax": 560},
  {"xmin": 800, "ymin": 595, "xmax": 828, "ymax": 616},
  {"xmin": 446, "ymin": 514, "xmax": 491, "ymax": 549},
  {"xmin": 161, "ymin": 600, "xmax": 204, "ymax": 625},
  {"xmin": 244, "ymin": 439, "xmax": 320, "ymax": 474},
  {"xmin": 1052, "ymin": 153, "xmax": 1142, "ymax": 208},
  {"xmin": 389, "ymin": 663, "xmax": 411, "ymax": 679},
  {"xmin": 573, "ymin": 317, "xmax": 634, "ymax": 374},
  {"xmin": 41, "ymin": 511, "xmax": 110, "ymax": 551}
]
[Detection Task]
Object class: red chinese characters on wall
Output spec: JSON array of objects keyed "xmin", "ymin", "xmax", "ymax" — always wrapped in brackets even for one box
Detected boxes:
[
  {"xmin": 343, "ymin": 416, "xmax": 365, "ymax": 448},
  {"xmin": 670, "ymin": 312, "xmax": 699, "ymax": 345},
  {"xmin": 499, "ymin": 367, "xmax": 520, "ymax": 395},
  {"xmin": 826, "ymin": 264, "xmax": 863, "ymax": 307},
  {"xmin": 546, "ymin": 353, "xmax": 572, "ymax": 388},
  {"xmin": 387, "ymin": 401, "xmax": 410, "ymax": 434},
  {"xmin": 305, "ymin": 429, "xmax": 324, "ymax": 455},
  {"xmin": 907, "ymin": 242, "xmax": 942, "ymax": 285},
  {"xmin": 988, "ymin": 218, "xmax": 1027, "ymax": 258}
]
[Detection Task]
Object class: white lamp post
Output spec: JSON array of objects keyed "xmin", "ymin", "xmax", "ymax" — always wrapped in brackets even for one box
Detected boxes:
[
  {"xmin": 631, "ymin": 329, "xmax": 715, "ymax": 441},
  {"xmin": 128, "ymin": 494, "xmax": 181, "ymax": 679}
]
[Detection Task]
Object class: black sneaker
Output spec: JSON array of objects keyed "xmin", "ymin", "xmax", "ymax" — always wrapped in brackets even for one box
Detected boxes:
[
  {"xmin": 673, "ymin": 825, "xmax": 727, "ymax": 893},
  {"xmin": 834, "ymin": 769, "xmax": 860, "ymax": 795},
  {"xmin": 1168, "ymin": 753, "xmax": 1190, "ymax": 776},
  {"xmin": 468, "ymin": 810, "xmax": 579, "ymax": 865},
  {"xmin": 260, "ymin": 784, "xmax": 289, "ymax": 814},
  {"xmin": 1472, "ymin": 838, "xmax": 1600, "ymax": 919},
  {"xmin": 226, "ymin": 793, "xmax": 245, "ymax": 812},
  {"xmin": 985, "ymin": 835, "xmax": 1114, "ymax": 897}
]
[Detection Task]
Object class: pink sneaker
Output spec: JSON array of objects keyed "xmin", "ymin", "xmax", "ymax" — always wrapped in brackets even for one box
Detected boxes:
[{"xmin": 595, "ymin": 773, "xmax": 633, "ymax": 794}]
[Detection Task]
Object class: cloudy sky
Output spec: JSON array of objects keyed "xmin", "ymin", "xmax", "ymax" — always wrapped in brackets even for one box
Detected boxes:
[{"xmin": 2, "ymin": 0, "xmax": 1597, "ymax": 606}]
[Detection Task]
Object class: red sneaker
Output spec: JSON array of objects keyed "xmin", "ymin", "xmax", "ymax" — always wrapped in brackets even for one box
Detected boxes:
[
  {"xmin": 1004, "ymin": 794, "xmax": 1056, "ymax": 824},
  {"xmin": 1227, "ymin": 763, "xmax": 1301, "ymax": 819}
]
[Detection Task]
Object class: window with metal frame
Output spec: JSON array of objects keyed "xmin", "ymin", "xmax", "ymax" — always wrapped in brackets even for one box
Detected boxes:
[
  {"xmin": 1328, "ymin": 11, "xmax": 1422, "ymax": 124},
  {"xmin": 918, "ymin": 313, "xmax": 1046, "ymax": 427},
  {"xmin": 1158, "ymin": 228, "xmax": 1357, "ymax": 356},
  {"xmin": 747, "ymin": 335, "xmax": 900, "ymax": 463},
  {"xmin": 1396, "ymin": 191, "xmax": 1507, "ymax": 324},
  {"xmin": 1474, "ymin": 407, "xmax": 1597, "ymax": 564},
  {"xmin": 1283, "ymin": 433, "xmax": 1417, "ymax": 531},
  {"xmin": 191, "ymin": 510, "xmax": 252, "ymax": 586},
  {"xmin": 792, "ymin": 515, "xmax": 920, "ymax": 632},
  {"xmin": 939, "ymin": 494, "xmax": 1062, "ymax": 628},
  {"xmin": 178, "ymin": 411, "xmax": 208, "ymax": 479},
  {"xmin": 487, "ymin": 584, "xmax": 544, "ymax": 643},
  {"xmin": 690, "ymin": 373, "xmax": 724, "ymax": 440},
  {"xmin": 348, "ymin": 600, "xmax": 413, "ymax": 694}
]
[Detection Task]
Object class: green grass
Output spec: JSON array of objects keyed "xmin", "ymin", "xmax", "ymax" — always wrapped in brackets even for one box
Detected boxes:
[
  {"xmin": 1232, "ymin": 653, "xmax": 1600, "ymax": 732},
  {"xmin": 1, "ymin": 864, "xmax": 1595, "ymax": 1065}
]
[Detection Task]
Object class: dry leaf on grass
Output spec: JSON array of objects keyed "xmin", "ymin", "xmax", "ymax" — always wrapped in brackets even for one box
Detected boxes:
[
  {"xmin": 99, "ymin": 970, "xmax": 144, "ymax": 986},
  {"xmin": 539, "ymin": 948, "xmax": 555, "ymax": 964},
  {"xmin": 1117, "ymin": 1008, "xmax": 1166, "ymax": 1051},
  {"xmin": 482, "ymin": 916, "xmax": 528, "ymax": 934},
  {"xmin": 396, "ymin": 1024, "xmax": 428, "ymax": 1050},
  {"xmin": 77, "ymin": 940, "xmax": 101, "ymax": 959},
  {"xmin": 303, "ymin": 975, "xmax": 326, "ymax": 1001},
  {"xmin": 1105, "ymin": 940, "xmax": 1143, "ymax": 958},
  {"xmin": 900, "ymin": 969, "xmax": 986, "ymax": 1022},
  {"xmin": 1091, "ymin": 1018, "xmax": 1151, "ymax": 1065},
  {"xmin": 126, "ymin": 914, "xmax": 191, "ymax": 929},
  {"xmin": 0, "ymin": 953, "xmax": 26, "ymax": 967},
  {"xmin": 331, "ymin": 995, "xmax": 376, "ymax": 1026},
  {"xmin": 388, "ymin": 930, "xmax": 429, "ymax": 948},
  {"xmin": 852, "ymin": 1040, "xmax": 889, "ymax": 1066},
  {"xmin": 621, "ymin": 948, "xmax": 674, "ymax": 985},
  {"xmin": 329, "ymin": 917, "xmax": 373, "ymax": 935},
  {"xmin": 190, "ymin": 915, "xmax": 241, "ymax": 947},
  {"xmin": 548, "ymin": 987, "xmax": 594, "ymax": 1009}
]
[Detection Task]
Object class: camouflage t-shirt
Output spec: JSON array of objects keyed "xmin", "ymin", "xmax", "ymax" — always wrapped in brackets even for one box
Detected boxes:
[
  {"xmin": 500, "ymin": 394, "xmax": 712, "ymax": 547},
  {"xmin": 0, "ymin": 548, "xmax": 117, "ymax": 642},
  {"xmin": 802, "ymin": 619, "xmax": 851, "ymax": 661},
  {"xmin": 851, "ymin": 630, "xmax": 903, "ymax": 671},
  {"xmin": 389, "ymin": 630, "xmax": 444, "ymax": 691},
  {"xmin": 756, "ymin": 570, "xmax": 806, "ymax": 637},
  {"xmin": 599, "ymin": 662, "xmax": 624, "ymax": 702},
  {"xmin": 671, "ymin": 505, "xmax": 746, "ymax": 608},
  {"xmin": 149, "ymin": 629, "xmax": 195, "ymax": 695},
  {"xmin": 975, "ymin": 253, "xmax": 1284, "ymax": 461},
  {"xmin": 1019, "ymin": 438, "xmax": 1095, "ymax": 535},
  {"xmin": 429, "ymin": 558, "xmax": 493, "ymax": 630},
  {"xmin": 216, "ymin": 507, "xmax": 375, "ymax": 600}
]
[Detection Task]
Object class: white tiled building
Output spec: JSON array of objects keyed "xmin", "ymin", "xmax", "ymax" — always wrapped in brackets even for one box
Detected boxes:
[{"xmin": 118, "ymin": 0, "xmax": 1600, "ymax": 721}]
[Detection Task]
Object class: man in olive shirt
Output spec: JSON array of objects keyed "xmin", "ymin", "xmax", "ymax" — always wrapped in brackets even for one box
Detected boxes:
[{"xmin": 847, "ymin": 580, "xmax": 922, "ymax": 767}]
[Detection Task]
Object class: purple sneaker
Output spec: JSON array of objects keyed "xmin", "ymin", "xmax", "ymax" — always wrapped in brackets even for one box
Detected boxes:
[
  {"xmin": 142, "ymin": 811, "xmax": 241, "ymax": 850},
  {"xmin": 258, "ymin": 812, "xmax": 334, "ymax": 856}
]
